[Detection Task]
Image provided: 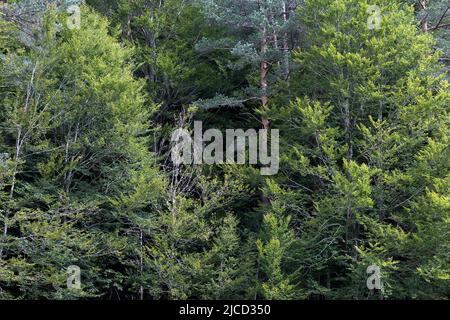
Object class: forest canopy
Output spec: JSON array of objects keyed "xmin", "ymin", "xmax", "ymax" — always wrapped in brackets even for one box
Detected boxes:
[{"xmin": 0, "ymin": 0, "xmax": 448, "ymax": 300}]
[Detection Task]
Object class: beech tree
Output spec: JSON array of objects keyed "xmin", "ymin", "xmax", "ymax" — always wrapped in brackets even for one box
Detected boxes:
[
  {"xmin": 194, "ymin": 0, "xmax": 300, "ymax": 125},
  {"xmin": 267, "ymin": 0, "xmax": 449, "ymax": 299}
]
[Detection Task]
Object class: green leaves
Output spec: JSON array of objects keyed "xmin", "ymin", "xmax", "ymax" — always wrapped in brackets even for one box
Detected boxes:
[
  {"xmin": 0, "ymin": 0, "xmax": 448, "ymax": 300},
  {"xmin": 257, "ymin": 212, "xmax": 296, "ymax": 300}
]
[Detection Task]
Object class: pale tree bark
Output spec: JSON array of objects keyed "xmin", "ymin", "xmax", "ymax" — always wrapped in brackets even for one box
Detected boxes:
[
  {"xmin": 257, "ymin": 0, "xmax": 270, "ymax": 131},
  {"xmin": 139, "ymin": 229, "xmax": 144, "ymax": 300},
  {"xmin": 0, "ymin": 64, "xmax": 36, "ymax": 260},
  {"xmin": 63, "ymin": 122, "xmax": 80, "ymax": 194},
  {"xmin": 260, "ymin": 29, "xmax": 270, "ymax": 130}
]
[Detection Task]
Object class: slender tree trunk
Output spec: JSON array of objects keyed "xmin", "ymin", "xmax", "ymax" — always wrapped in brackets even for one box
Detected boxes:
[
  {"xmin": 259, "ymin": 27, "xmax": 271, "ymax": 205},
  {"xmin": 1, "ymin": 65, "xmax": 35, "ymax": 260},
  {"xmin": 139, "ymin": 229, "xmax": 144, "ymax": 300},
  {"xmin": 343, "ymin": 99, "xmax": 353, "ymax": 161},
  {"xmin": 282, "ymin": 1, "xmax": 290, "ymax": 79},
  {"xmin": 63, "ymin": 122, "xmax": 80, "ymax": 194},
  {"xmin": 0, "ymin": 222, "xmax": 6, "ymax": 260},
  {"xmin": 377, "ymin": 100, "xmax": 385, "ymax": 220},
  {"xmin": 1, "ymin": 126, "xmax": 22, "ymax": 260},
  {"xmin": 9, "ymin": 127, "xmax": 21, "ymax": 199},
  {"xmin": 343, "ymin": 98, "xmax": 359, "ymax": 258},
  {"xmin": 260, "ymin": 26, "xmax": 270, "ymax": 130},
  {"xmin": 419, "ymin": 0, "xmax": 428, "ymax": 32}
]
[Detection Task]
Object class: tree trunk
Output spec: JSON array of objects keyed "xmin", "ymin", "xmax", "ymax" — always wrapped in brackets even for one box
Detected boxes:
[
  {"xmin": 419, "ymin": 0, "xmax": 428, "ymax": 32},
  {"xmin": 282, "ymin": 1, "xmax": 290, "ymax": 79},
  {"xmin": 259, "ymin": 26, "xmax": 271, "ymax": 205},
  {"xmin": 260, "ymin": 26, "xmax": 270, "ymax": 130}
]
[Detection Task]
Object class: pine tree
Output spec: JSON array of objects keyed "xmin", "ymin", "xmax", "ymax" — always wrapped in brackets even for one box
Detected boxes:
[
  {"xmin": 257, "ymin": 181, "xmax": 297, "ymax": 299},
  {"xmin": 194, "ymin": 0, "xmax": 300, "ymax": 122},
  {"xmin": 0, "ymin": 5, "xmax": 164, "ymax": 299},
  {"xmin": 268, "ymin": 0, "xmax": 449, "ymax": 299}
]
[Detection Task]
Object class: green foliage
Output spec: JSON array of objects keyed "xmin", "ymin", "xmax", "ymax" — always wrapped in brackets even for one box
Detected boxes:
[
  {"xmin": 266, "ymin": 0, "xmax": 449, "ymax": 299},
  {"xmin": 0, "ymin": 5, "xmax": 162, "ymax": 299},
  {"xmin": 0, "ymin": 0, "xmax": 448, "ymax": 300},
  {"xmin": 257, "ymin": 210, "xmax": 296, "ymax": 299}
]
